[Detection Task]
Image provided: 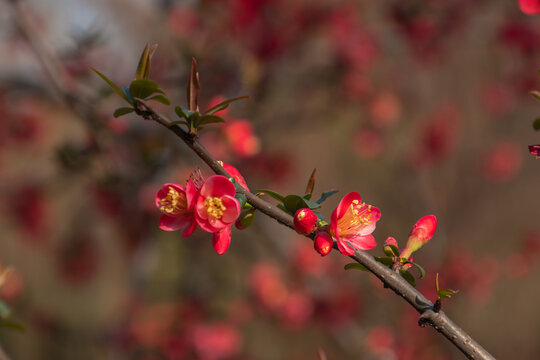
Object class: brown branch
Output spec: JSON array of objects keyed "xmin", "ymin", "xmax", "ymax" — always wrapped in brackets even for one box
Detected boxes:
[{"xmin": 136, "ymin": 100, "xmax": 496, "ymax": 360}]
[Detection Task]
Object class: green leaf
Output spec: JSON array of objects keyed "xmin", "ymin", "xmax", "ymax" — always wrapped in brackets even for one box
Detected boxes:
[
  {"xmin": 304, "ymin": 199, "xmax": 321, "ymax": 210},
  {"xmin": 302, "ymin": 194, "xmax": 312, "ymax": 200},
  {"xmin": 196, "ymin": 114, "xmax": 225, "ymax": 126},
  {"xmin": 533, "ymin": 118, "xmax": 540, "ymax": 131},
  {"xmin": 344, "ymin": 263, "xmax": 369, "ymax": 271},
  {"xmin": 316, "ymin": 190, "xmax": 339, "ymax": 204},
  {"xmin": 384, "ymin": 244, "xmax": 400, "ymax": 257},
  {"xmin": 373, "ymin": 256, "xmax": 393, "ymax": 267},
  {"xmin": 399, "ymin": 270, "xmax": 416, "ymax": 287},
  {"xmin": 438, "ymin": 289, "xmax": 458, "ymax": 299},
  {"xmin": 254, "ymin": 189, "xmax": 285, "ymax": 203},
  {"xmin": 113, "ymin": 107, "xmax": 135, "ymax": 118},
  {"xmin": 135, "ymin": 44, "xmax": 150, "ymax": 80},
  {"xmin": 530, "ymin": 90, "xmax": 540, "ymax": 103},
  {"xmin": 283, "ymin": 195, "xmax": 310, "ymax": 215},
  {"xmin": 129, "ymin": 79, "xmax": 161, "ymax": 100},
  {"xmin": 235, "ymin": 192, "xmax": 247, "ymax": 209},
  {"xmin": 277, "ymin": 204, "xmax": 287, "ymax": 212},
  {"xmin": 0, "ymin": 319, "xmax": 25, "ymax": 332},
  {"xmin": 175, "ymin": 106, "xmax": 189, "ymax": 119},
  {"xmin": 89, "ymin": 66, "xmax": 131, "ymax": 103},
  {"xmin": 147, "ymin": 94, "xmax": 171, "ymax": 106},
  {"xmin": 409, "ymin": 262, "xmax": 426, "ymax": 279},
  {"xmin": 204, "ymin": 96, "xmax": 249, "ymax": 115}
]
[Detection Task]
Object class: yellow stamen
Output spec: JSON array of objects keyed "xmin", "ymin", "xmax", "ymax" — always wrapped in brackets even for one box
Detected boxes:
[
  {"xmin": 336, "ymin": 201, "xmax": 375, "ymax": 236},
  {"xmin": 159, "ymin": 186, "xmax": 188, "ymax": 215},
  {"xmin": 204, "ymin": 196, "xmax": 227, "ymax": 219}
]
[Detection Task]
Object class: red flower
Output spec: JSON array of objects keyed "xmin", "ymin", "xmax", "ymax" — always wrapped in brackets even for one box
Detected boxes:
[
  {"xmin": 519, "ymin": 0, "xmax": 540, "ymax": 15},
  {"xmin": 194, "ymin": 175, "xmax": 241, "ymax": 233},
  {"xmin": 156, "ymin": 181, "xmax": 198, "ymax": 237},
  {"xmin": 223, "ymin": 120, "xmax": 261, "ymax": 158},
  {"xmin": 212, "ymin": 226, "xmax": 232, "ymax": 255},
  {"xmin": 330, "ymin": 192, "xmax": 380, "ymax": 256},
  {"xmin": 314, "ymin": 232, "xmax": 333, "ymax": 256},
  {"xmin": 401, "ymin": 215, "xmax": 437, "ymax": 259},
  {"xmin": 221, "ymin": 162, "xmax": 249, "ymax": 190},
  {"xmin": 293, "ymin": 208, "xmax": 318, "ymax": 234}
]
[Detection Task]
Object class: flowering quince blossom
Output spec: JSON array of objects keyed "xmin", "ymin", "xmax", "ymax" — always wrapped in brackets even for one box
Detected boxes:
[
  {"xmin": 155, "ymin": 181, "xmax": 198, "ymax": 237},
  {"xmin": 401, "ymin": 215, "xmax": 437, "ymax": 259},
  {"xmin": 293, "ymin": 208, "xmax": 318, "ymax": 234},
  {"xmin": 194, "ymin": 175, "xmax": 241, "ymax": 233},
  {"xmin": 330, "ymin": 192, "xmax": 381, "ymax": 256},
  {"xmin": 519, "ymin": 0, "xmax": 540, "ymax": 15},
  {"xmin": 314, "ymin": 232, "xmax": 333, "ymax": 256}
]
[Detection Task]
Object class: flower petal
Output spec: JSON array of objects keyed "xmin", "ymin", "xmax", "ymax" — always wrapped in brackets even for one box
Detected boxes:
[
  {"xmin": 181, "ymin": 218, "xmax": 198, "ymax": 238},
  {"xmin": 220, "ymin": 195, "xmax": 241, "ymax": 223},
  {"xmin": 200, "ymin": 175, "xmax": 236, "ymax": 198},
  {"xmin": 336, "ymin": 237, "xmax": 355, "ymax": 256},
  {"xmin": 335, "ymin": 191, "xmax": 362, "ymax": 219},
  {"xmin": 159, "ymin": 214, "xmax": 188, "ymax": 231},
  {"xmin": 212, "ymin": 226, "xmax": 232, "ymax": 255},
  {"xmin": 345, "ymin": 234, "xmax": 377, "ymax": 251}
]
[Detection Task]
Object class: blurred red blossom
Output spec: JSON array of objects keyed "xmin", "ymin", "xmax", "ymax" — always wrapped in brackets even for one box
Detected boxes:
[
  {"xmin": 365, "ymin": 326, "xmax": 395, "ymax": 355},
  {"xmin": 369, "ymin": 92, "xmax": 402, "ymax": 129},
  {"xmin": 410, "ymin": 104, "xmax": 461, "ymax": 169},
  {"xmin": 192, "ymin": 323, "xmax": 243, "ymax": 360},
  {"xmin": 528, "ymin": 144, "xmax": 540, "ymax": 158},
  {"xmin": 482, "ymin": 141, "xmax": 523, "ymax": 183},
  {"xmin": 518, "ymin": 0, "xmax": 540, "ymax": 15},
  {"xmin": 352, "ymin": 129, "xmax": 385, "ymax": 159}
]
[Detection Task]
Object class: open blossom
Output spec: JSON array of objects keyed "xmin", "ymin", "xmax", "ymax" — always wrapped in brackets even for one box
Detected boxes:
[
  {"xmin": 156, "ymin": 181, "xmax": 198, "ymax": 237},
  {"xmin": 194, "ymin": 175, "xmax": 241, "ymax": 233},
  {"xmin": 330, "ymin": 192, "xmax": 380, "ymax": 256},
  {"xmin": 401, "ymin": 215, "xmax": 437, "ymax": 259}
]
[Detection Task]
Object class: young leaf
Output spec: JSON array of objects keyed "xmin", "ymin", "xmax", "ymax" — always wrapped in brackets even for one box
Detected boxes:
[
  {"xmin": 373, "ymin": 256, "xmax": 393, "ymax": 267},
  {"xmin": 175, "ymin": 106, "xmax": 189, "ymax": 119},
  {"xmin": 113, "ymin": 107, "xmax": 135, "ymax": 118},
  {"xmin": 204, "ymin": 96, "xmax": 249, "ymax": 115},
  {"xmin": 196, "ymin": 114, "xmax": 225, "ymax": 126},
  {"xmin": 438, "ymin": 289, "xmax": 457, "ymax": 299},
  {"xmin": 344, "ymin": 263, "xmax": 369, "ymax": 271},
  {"xmin": 533, "ymin": 118, "xmax": 540, "ymax": 131},
  {"xmin": 399, "ymin": 269, "xmax": 416, "ymax": 287},
  {"xmin": 235, "ymin": 192, "xmax": 247, "ymax": 209},
  {"xmin": 88, "ymin": 66, "xmax": 131, "ymax": 103},
  {"xmin": 254, "ymin": 189, "xmax": 286, "ymax": 202},
  {"xmin": 147, "ymin": 94, "xmax": 171, "ymax": 106},
  {"xmin": 187, "ymin": 58, "xmax": 200, "ymax": 111},
  {"xmin": 134, "ymin": 44, "xmax": 149, "ymax": 81},
  {"xmin": 384, "ymin": 244, "xmax": 400, "ymax": 257},
  {"xmin": 410, "ymin": 262, "xmax": 426, "ymax": 279},
  {"xmin": 315, "ymin": 190, "xmax": 339, "ymax": 204},
  {"xmin": 129, "ymin": 79, "xmax": 161, "ymax": 100},
  {"xmin": 143, "ymin": 44, "xmax": 158, "ymax": 80},
  {"xmin": 305, "ymin": 168, "xmax": 316, "ymax": 195}
]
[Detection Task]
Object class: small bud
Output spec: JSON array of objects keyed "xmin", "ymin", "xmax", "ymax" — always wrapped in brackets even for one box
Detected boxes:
[
  {"xmin": 293, "ymin": 208, "xmax": 318, "ymax": 234},
  {"xmin": 401, "ymin": 215, "xmax": 437, "ymax": 259},
  {"xmin": 383, "ymin": 237, "xmax": 399, "ymax": 257},
  {"xmin": 314, "ymin": 232, "xmax": 333, "ymax": 256},
  {"xmin": 235, "ymin": 208, "xmax": 255, "ymax": 230}
]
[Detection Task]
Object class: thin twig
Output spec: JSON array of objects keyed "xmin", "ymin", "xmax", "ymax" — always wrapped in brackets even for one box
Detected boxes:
[{"xmin": 135, "ymin": 100, "xmax": 496, "ymax": 360}]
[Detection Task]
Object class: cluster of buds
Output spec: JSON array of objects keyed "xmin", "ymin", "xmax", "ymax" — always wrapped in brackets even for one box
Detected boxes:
[
  {"xmin": 293, "ymin": 192, "xmax": 381, "ymax": 257},
  {"xmin": 384, "ymin": 215, "xmax": 437, "ymax": 270},
  {"xmin": 155, "ymin": 163, "xmax": 249, "ymax": 255}
]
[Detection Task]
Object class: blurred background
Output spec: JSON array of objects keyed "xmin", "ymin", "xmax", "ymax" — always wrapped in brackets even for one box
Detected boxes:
[{"xmin": 0, "ymin": 0, "xmax": 539, "ymax": 359}]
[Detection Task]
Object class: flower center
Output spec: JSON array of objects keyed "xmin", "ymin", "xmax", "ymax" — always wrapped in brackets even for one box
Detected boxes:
[
  {"xmin": 204, "ymin": 196, "xmax": 226, "ymax": 219},
  {"xmin": 338, "ymin": 199, "xmax": 374, "ymax": 234},
  {"xmin": 160, "ymin": 186, "xmax": 188, "ymax": 215}
]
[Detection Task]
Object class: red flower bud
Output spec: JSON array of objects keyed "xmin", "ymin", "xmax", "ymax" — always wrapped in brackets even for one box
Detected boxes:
[
  {"xmin": 293, "ymin": 208, "xmax": 317, "ymax": 234},
  {"xmin": 401, "ymin": 215, "xmax": 437, "ymax": 259},
  {"xmin": 314, "ymin": 232, "xmax": 333, "ymax": 256}
]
